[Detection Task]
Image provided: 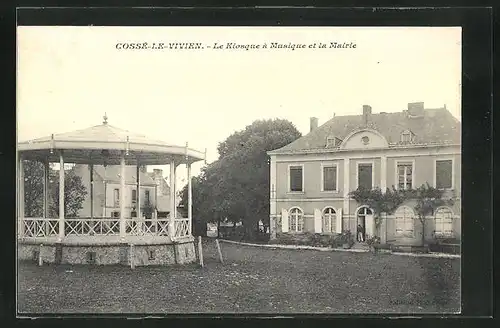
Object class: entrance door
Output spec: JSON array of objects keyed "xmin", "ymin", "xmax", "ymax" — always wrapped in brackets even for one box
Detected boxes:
[
  {"xmin": 365, "ymin": 214, "xmax": 374, "ymax": 239},
  {"xmin": 356, "ymin": 206, "xmax": 374, "ymax": 242}
]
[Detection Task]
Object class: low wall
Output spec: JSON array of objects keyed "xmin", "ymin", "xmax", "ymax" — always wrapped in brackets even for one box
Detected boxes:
[{"xmin": 18, "ymin": 237, "xmax": 196, "ymax": 266}]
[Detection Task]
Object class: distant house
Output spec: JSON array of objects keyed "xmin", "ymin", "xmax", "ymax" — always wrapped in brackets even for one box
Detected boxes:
[
  {"xmin": 74, "ymin": 165, "xmax": 172, "ymax": 219},
  {"xmin": 148, "ymin": 168, "xmax": 172, "ymax": 218},
  {"xmin": 268, "ymin": 102, "xmax": 461, "ymax": 247}
]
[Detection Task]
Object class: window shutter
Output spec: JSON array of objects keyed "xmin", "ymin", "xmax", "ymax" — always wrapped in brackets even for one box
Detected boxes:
[
  {"xmin": 314, "ymin": 209, "xmax": 322, "ymax": 233},
  {"xmin": 336, "ymin": 208, "xmax": 343, "ymax": 233},
  {"xmin": 281, "ymin": 208, "xmax": 289, "ymax": 233}
]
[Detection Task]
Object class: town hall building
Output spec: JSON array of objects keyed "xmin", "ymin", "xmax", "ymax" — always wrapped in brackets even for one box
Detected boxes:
[{"xmin": 267, "ymin": 102, "xmax": 461, "ymax": 247}]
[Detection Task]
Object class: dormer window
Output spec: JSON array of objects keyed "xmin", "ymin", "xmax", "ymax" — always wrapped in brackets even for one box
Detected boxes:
[
  {"xmin": 400, "ymin": 130, "xmax": 414, "ymax": 143},
  {"xmin": 326, "ymin": 136, "xmax": 342, "ymax": 148}
]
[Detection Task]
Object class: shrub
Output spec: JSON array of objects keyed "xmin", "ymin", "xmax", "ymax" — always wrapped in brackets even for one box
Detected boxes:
[
  {"xmin": 434, "ymin": 237, "xmax": 460, "ymax": 245},
  {"xmin": 274, "ymin": 232, "xmax": 338, "ymax": 247},
  {"xmin": 366, "ymin": 236, "xmax": 381, "ymax": 247},
  {"xmin": 332, "ymin": 230, "xmax": 355, "ymax": 248}
]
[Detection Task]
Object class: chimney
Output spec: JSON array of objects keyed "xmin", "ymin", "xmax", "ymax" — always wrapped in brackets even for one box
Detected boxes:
[
  {"xmin": 407, "ymin": 102, "xmax": 424, "ymax": 117},
  {"xmin": 310, "ymin": 117, "xmax": 318, "ymax": 132},
  {"xmin": 362, "ymin": 105, "xmax": 372, "ymax": 124}
]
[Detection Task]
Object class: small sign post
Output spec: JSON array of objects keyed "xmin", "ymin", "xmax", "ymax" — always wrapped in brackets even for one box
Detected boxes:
[
  {"xmin": 38, "ymin": 244, "xmax": 43, "ymax": 266},
  {"xmin": 198, "ymin": 236, "xmax": 204, "ymax": 267},
  {"xmin": 215, "ymin": 239, "xmax": 224, "ymax": 264},
  {"xmin": 130, "ymin": 244, "xmax": 135, "ymax": 269}
]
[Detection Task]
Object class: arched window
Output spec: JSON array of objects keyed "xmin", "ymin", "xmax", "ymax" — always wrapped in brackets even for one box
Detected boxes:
[
  {"xmin": 356, "ymin": 206, "xmax": 373, "ymax": 223},
  {"xmin": 322, "ymin": 207, "xmax": 336, "ymax": 233},
  {"xmin": 395, "ymin": 206, "xmax": 415, "ymax": 237},
  {"xmin": 400, "ymin": 129, "xmax": 414, "ymax": 143},
  {"xmin": 435, "ymin": 207, "xmax": 453, "ymax": 237},
  {"xmin": 289, "ymin": 207, "xmax": 304, "ymax": 232}
]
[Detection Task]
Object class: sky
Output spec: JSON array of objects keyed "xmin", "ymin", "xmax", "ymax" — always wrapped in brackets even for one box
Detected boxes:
[{"xmin": 17, "ymin": 26, "xmax": 461, "ymax": 188}]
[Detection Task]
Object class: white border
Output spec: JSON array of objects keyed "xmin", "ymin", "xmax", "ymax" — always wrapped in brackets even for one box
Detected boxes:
[
  {"xmin": 320, "ymin": 162, "xmax": 339, "ymax": 193},
  {"xmin": 287, "ymin": 163, "xmax": 305, "ymax": 194},
  {"xmin": 433, "ymin": 157, "xmax": 455, "ymax": 190},
  {"xmin": 355, "ymin": 160, "xmax": 375, "ymax": 190},
  {"xmin": 394, "ymin": 159, "xmax": 416, "ymax": 190}
]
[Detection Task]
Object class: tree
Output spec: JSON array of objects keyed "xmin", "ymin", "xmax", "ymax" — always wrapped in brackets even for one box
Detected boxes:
[
  {"xmin": 48, "ymin": 167, "xmax": 87, "ymax": 218},
  {"xmin": 215, "ymin": 119, "xmax": 302, "ymax": 239},
  {"xmin": 23, "ymin": 160, "xmax": 45, "ymax": 217},
  {"xmin": 22, "ymin": 160, "xmax": 88, "ymax": 218},
  {"xmin": 180, "ymin": 119, "xmax": 302, "ymax": 240},
  {"xmin": 179, "ymin": 167, "xmax": 218, "ymax": 236},
  {"xmin": 349, "ymin": 186, "xmax": 409, "ymax": 233},
  {"xmin": 412, "ymin": 183, "xmax": 455, "ymax": 246}
]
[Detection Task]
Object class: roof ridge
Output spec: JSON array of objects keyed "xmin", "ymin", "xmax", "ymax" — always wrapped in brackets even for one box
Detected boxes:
[
  {"xmin": 102, "ymin": 124, "xmax": 124, "ymax": 140},
  {"xmin": 107, "ymin": 124, "xmax": 149, "ymax": 137},
  {"xmin": 29, "ymin": 124, "xmax": 105, "ymax": 141}
]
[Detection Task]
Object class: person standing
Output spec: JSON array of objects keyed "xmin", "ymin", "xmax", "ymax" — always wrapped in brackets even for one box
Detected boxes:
[{"xmin": 357, "ymin": 223, "xmax": 365, "ymax": 242}]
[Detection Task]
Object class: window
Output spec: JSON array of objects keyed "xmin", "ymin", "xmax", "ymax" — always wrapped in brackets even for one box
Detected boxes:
[
  {"xmin": 132, "ymin": 189, "xmax": 137, "ymax": 203},
  {"xmin": 435, "ymin": 207, "xmax": 453, "ymax": 237},
  {"xmin": 322, "ymin": 207, "xmax": 336, "ymax": 233},
  {"xmin": 401, "ymin": 131, "xmax": 412, "ymax": 143},
  {"xmin": 357, "ymin": 163, "xmax": 373, "ymax": 190},
  {"xmin": 145, "ymin": 190, "xmax": 150, "ymax": 203},
  {"xmin": 435, "ymin": 160, "xmax": 453, "ymax": 189},
  {"xmin": 322, "ymin": 165, "xmax": 337, "ymax": 191},
  {"xmin": 289, "ymin": 207, "xmax": 304, "ymax": 232},
  {"xmin": 131, "ymin": 211, "xmax": 137, "ymax": 218},
  {"xmin": 111, "ymin": 211, "xmax": 120, "ymax": 218},
  {"xmin": 397, "ymin": 162, "xmax": 413, "ymax": 190},
  {"xmin": 289, "ymin": 166, "xmax": 303, "ymax": 192},
  {"xmin": 113, "ymin": 188, "xmax": 120, "ymax": 207},
  {"xmin": 395, "ymin": 206, "xmax": 415, "ymax": 237},
  {"xmin": 326, "ymin": 137, "xmax": 335, "ymax": 147},
  {"xmin": 326, "ymin": 136, "xmax": 342, "ymax": 148}
]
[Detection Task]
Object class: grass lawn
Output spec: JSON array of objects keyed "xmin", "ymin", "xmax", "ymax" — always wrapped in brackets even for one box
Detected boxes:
[{"xmin": 17, "ymin": 239, "xmax": 460, "ymax": 314}]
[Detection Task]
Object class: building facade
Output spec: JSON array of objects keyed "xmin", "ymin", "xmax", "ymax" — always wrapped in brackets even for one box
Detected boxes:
[
  {"xmin": 74, "ymin": 164, "xmax": 166, "ymax": 219},
  {"xmin": 148, "ymin": 168, "xmax": 173, "ymax": 218},
  {"xmin": 268, "ymin": 102, "xmax": 461, "ymax": 246}
]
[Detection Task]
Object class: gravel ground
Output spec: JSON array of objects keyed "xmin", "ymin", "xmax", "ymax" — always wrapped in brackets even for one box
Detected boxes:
[{"xmin": 17, "ymin": 239, "xmax": 460, "ymax": 314}]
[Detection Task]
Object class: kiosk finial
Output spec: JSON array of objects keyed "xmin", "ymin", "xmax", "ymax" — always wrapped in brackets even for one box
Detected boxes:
[{"xmin": 103, "ymin": 113, "xmax": 108, "ymax": 125}]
